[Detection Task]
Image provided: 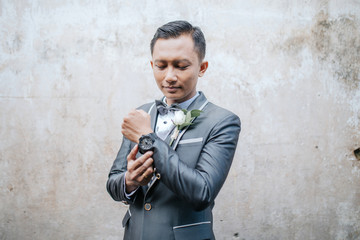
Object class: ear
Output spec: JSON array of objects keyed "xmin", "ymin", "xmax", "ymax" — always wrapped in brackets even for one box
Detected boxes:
[
  {"xmin": 150, "ymin": 60, "xmax": 154, "ymax": 69},
  {"xmin": 198, "ymin": 61, "xmax": 208, "ymax": 77}
]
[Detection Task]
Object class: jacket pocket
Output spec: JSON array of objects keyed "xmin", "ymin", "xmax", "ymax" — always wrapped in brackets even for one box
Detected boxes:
[
  {"xmin": 178, "ymin": 137, "xmax": 203, "ymax": 145},
  {"xmin": 122, "ymin": 209, "xmax": 131, "ymax": 228},
  {"xmin": 173, "ymin": 221, "xmax": 213, "ymax": 240}
]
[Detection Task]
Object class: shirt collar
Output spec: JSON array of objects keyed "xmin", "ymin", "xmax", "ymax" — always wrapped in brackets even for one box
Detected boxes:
[{"xmin": 163, "ymin": 92, "xmax": 199, "ymax": 110}]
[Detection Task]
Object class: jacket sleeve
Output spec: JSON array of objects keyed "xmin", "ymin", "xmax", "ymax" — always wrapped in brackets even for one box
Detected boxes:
[
  {"xmin": 106, "ymin": 137, "xmax": 137, "ymax": 204},
  {"xmin": 152, "ymin": 113, "xmax": 241, "ymax": 211}
]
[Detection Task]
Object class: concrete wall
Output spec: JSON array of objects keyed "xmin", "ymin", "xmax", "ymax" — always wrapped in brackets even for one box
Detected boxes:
[{"xmin": 1, "ymin": 0, "xmax": 359, "ymax": 239}]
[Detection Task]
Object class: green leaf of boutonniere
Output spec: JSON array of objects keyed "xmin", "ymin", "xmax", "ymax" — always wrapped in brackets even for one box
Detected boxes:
[
  {"xmin": 179, "ymin": 122, "xmax": 192, "ymax": 130},
  {"xmin": 190, "ymin": 109, "xmax": 202, "ymax": 118}
]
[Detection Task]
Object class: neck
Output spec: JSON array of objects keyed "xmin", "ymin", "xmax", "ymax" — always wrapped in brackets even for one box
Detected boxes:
[
  {"xmin": 164, "ymin": 92, "xmax": 200, "ymax": 109},
  {"xmin": 165, "ymin": 91, "xmax": 197, "ymax": 105}
]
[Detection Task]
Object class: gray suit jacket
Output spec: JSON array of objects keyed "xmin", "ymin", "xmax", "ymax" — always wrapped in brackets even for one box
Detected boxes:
[{"xmin": 107, "ymin": 92, "xmax": 241, "ymax": 240}]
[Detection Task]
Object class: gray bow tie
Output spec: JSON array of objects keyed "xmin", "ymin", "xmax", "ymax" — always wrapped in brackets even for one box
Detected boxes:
[{"xmin": 155, "ymin": 100, "xmax": 181, "ymax": 115}]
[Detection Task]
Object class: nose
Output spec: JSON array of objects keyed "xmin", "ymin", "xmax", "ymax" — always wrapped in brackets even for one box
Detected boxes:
[{"xmin": 164, "ymin": 67, "xmax": 177, "ymax": 83}]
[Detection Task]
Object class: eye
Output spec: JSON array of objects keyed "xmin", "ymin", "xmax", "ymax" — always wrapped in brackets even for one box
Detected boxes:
[
  {"xmin": 156, "ymin": 65, "xmax": 166, "ymax": 70},
  {"xmin": 178, "ymin": 65, "xmax": 189, "ymax": 70}
]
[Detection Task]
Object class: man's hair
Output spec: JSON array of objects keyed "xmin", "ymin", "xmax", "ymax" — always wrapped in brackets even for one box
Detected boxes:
[{"xmin": 150, "ymin": 20, "xmax": 206, "ymax": 61}]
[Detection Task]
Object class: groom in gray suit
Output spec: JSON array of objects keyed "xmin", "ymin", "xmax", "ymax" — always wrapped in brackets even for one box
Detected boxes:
[{"xmin": 107, "ymin": 20, "xmax": 241, "ymax": 240}]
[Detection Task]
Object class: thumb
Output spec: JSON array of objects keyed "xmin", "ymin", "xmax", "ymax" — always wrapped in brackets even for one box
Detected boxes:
[{"xmin": 127, "ymin": 144, "xmax": 139, "ymax": 162}]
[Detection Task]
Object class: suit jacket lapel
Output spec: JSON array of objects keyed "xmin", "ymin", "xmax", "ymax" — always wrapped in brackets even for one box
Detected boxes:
[
  {"xmin": 147, "ymin": 102, "xmax": 158, "ymax": 131},
  {"xmin": 187, "ymin": 91, "xmax": 207, "ymax": 112}
]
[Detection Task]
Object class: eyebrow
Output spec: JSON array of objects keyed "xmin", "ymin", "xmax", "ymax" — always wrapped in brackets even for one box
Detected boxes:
[{"xmin": 154, "ymin": 59, "xmax": 192, "ymax": 64}]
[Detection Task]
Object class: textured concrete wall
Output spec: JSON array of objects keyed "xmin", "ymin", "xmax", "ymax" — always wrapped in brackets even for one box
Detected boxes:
[{"xmin": 1, "ymin": 1, "xmax": 359, "ymax": 239}]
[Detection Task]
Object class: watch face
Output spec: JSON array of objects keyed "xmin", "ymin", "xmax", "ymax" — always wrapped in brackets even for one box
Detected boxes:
[
  {"xmin": 139, "ymin": 135, "xmax": 154, "ymax": 154},
  {"xmin": 142, "ymin": 137, "xmax": 153, "ymax": 150}
]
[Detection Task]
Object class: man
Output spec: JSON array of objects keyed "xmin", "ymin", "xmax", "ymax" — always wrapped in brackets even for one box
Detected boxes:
[{"xmin": 107, "ymin": 20, "xmax": 241, "ymax": 240}]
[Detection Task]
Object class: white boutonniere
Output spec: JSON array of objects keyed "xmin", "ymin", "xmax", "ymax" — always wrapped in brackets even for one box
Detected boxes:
[{"xmin": 169, "ymin": 109, "xmax": 202, "ymax": 146}]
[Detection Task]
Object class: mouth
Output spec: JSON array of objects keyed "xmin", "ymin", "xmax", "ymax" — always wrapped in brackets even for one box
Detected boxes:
[{"xmin": 163, "ymin": 86, "xmax": 181, "ymax": 93}]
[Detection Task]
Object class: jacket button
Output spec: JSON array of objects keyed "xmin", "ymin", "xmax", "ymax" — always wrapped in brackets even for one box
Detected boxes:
[{"xmin": 144, "ymin": 203, "xmax": 152, "ymax": 211}]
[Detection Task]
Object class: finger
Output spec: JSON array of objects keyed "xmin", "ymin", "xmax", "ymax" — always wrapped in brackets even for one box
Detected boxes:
[
  {"xmin": 121, "ymin": 121, "xmax": 130, "ymax": 136},
  {"xmin": 143, "ymin": 157, "xmax": 154, "ymax": 168},
  {"xmin": 129, "ymin": 151, "xmax": 153, "ymax": 174},
  {"xmin": 127, "ymin": 145, "xmax": 139, "ymax": 162},
  {"xmin": 140, "ymin": 165, "xmax": 155, "ymax": 183},
  {"xmin": 121, "ymin": 121, "xmax": 126, "ymax": 132},
  {"xmin": 136, "ymin": 157, "xmax": 154, "ymax": 173},
  {"xmin": 141, "ymin": 167, "xmax": 154, "ymax": 181},
  {"xmin": 139, "ymin": 150, "xmax": 153, "ymax": 161},
  {"xmin": 122, "ymin": 115, "xmax": 131, "ymax": 125},
  {"xmin": 122, "ymin": 119, "xmax": 134, "ymax": 131},
  {"xmin": 133, "ymin": 155, "xmax": 154, "ymax": 177},
  {"xmin": 130, "ymin": 155, "xmax": 154, "ymax": 184}
]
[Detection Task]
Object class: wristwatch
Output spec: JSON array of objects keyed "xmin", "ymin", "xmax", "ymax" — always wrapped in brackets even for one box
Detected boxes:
[{"xmin": 138, "ymin": 133, "xmax": 155, "ymax": 154}]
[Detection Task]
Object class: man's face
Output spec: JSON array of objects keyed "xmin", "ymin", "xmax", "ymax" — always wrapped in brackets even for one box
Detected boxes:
[{"xmin": 150, "ymin": 34, "xmax": 208, "ymax": 105}]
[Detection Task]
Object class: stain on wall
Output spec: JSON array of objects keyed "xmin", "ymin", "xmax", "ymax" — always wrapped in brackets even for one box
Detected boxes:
[
  {"xmin": 311, "ymin": 11, "xmax": 360, "ymax": 89},
  {"xmin": 276, "ymin": 11, "xmax": 360, "ymax": 89}
]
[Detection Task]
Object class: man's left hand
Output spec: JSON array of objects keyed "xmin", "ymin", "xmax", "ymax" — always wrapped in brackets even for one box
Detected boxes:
[{"xmin": 122, "ymin": 109, "xmax": 153, "ymax": 143}]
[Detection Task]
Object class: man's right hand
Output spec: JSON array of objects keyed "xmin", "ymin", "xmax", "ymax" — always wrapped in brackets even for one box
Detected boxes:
[{"xmin": 125, "ymin": 145, "xmax": 154, "ymax": 193}]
